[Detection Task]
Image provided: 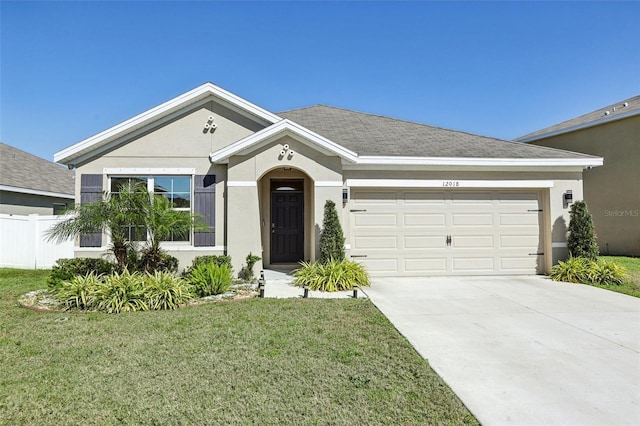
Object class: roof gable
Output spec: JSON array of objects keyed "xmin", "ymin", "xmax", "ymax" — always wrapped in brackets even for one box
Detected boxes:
[
  {"xmin": 1, "ymin": 143, "xmax": 74, "ymax": 197},
  {"xmin": 517, "ymin": 95, "xmax": 640, "ymax": 142},
  {"xmin": 54, "ymin": 82, "xmax": 282, "ymax": 166},
  {"xmin": 209, "ymin": 119, "xmax": 358, "ymax": 164}
]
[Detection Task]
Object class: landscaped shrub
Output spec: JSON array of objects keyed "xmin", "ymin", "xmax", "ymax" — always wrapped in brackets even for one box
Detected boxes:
[
  {"xmin": 550, "ymin": 257, "xmax": 627, "ymax": 286},
  {"xmin": 47, "ymin": 258, "xmax": 115, "ymax": 289},
  {"xmin": 188, "ymin": 262, "xmax": 233, "ymax": 297},
  {"xmin": 592, "ymin": 259, "xmax": 627, "ymax": 286},
  {"xmin": 319, "ymin": 200, "xmax": 345, "ymax": 264},
  {"xmin": 293, "ymin": 258, "xmax": 370, "ymax": 292},
  {"xmin": 136, "ymin": 248, "xmax": 179, "ymax": 273},
  {"xmin": 95, "ymin": 270, "xmax": 149, "ymax": 313},
  {"xmin": 238, "ymin": 252, "xmax": 261, "ymax": 282},
  {"xmin": 54, "ymin": 272, "xmax": 102, "ymax": 310},
  {"xmin": 567, "ymin": 201, "xmax": 599, "ymax": 260},
  {"xmin": 182, "ymin": 255, "xmax": 232, "ymax": 277},
  {"xmin": 143, "ymin": 271, "xmax": 193, "ymax": 310},
  {"xmin": 550, "ymin": 257, "xmax": 591, "ymax": 283}
]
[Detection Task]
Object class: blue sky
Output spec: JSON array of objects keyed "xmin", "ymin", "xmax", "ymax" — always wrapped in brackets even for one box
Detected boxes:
[{"xmin": 2, "ymin": 1, "xmax": 639, "ymax": 162}]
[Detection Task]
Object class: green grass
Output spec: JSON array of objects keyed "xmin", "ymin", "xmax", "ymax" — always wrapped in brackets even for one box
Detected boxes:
[
  {"xmin": 0, "ymin": 269, "xmax": 477, "ymax": 425},
  {"xmin": 596, "ymin": 256, "xmax": 640, "ymax": 298}
]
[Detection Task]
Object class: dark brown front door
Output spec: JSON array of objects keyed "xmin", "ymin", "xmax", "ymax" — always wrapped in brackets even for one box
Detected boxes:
[{"xmin": 270, "ymin": 180, "xmax": 304, "ymax": 263}]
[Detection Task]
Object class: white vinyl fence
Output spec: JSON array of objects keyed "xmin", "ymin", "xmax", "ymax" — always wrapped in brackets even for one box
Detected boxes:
[{"xmin": 0, "ymin": 214, "xmax": 74, "ymax": 269}]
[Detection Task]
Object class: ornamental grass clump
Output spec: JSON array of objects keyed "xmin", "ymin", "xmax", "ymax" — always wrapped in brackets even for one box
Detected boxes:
[
  {"xmin": 96, "ymin": 270, "xmax": 148, "ymax": 313},
  {"xmin": 53, "ymin": 270, "xmax": 195, "ymax": 313},
  {"xmin": 293, "ymin": 258, "xmax": 370, "ymax": 292},
  {"xmin": 143, "ymin": 271, "xmax": 193, "ymax": 310},
  {"xmin": 54, "ymin": 272, "xmax": 101, "ymax": 310},
  {"xmin": 550, "ymin": 257, "xmax": 627, "ymax": 286},
  {"xmin": 188, "ymin": 262, "xmax": 233, "ymax": 297}
]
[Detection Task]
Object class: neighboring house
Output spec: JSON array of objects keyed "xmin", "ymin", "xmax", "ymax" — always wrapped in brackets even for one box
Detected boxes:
[
  {"xmin": 518, "ymin": 96, "xmax": 640, "ymax": 256},
  {"xmin": 0, "ymin": 142, "xmax": 75, "ymax": 215},
  {"xmin": 54, "ymin": 83, "xmax": 602, "ymax": 276}
]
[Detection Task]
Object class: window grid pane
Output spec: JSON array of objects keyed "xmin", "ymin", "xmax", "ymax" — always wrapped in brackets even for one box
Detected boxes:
[{"xmin": 110, "ymin": 175, "xmax": 193, "ymax": 243}]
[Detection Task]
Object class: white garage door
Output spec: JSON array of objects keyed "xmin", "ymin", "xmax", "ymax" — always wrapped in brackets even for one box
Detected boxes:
[{"xmin": 349, "ymin": 189, "xmax": 543, "ymax": 276}]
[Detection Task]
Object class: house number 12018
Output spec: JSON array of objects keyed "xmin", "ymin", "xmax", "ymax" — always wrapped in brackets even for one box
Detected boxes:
[{"xmin": 442, "ymin": 181, "xmax": 460, "ymax": 187}]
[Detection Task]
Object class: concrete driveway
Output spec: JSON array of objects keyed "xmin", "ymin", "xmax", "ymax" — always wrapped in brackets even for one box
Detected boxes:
[{"xmin": 363, "ymin": 276, "xmax": 640, "ymax": 425}]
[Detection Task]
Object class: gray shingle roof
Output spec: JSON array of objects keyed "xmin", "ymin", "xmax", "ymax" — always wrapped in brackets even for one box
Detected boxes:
[
  {"xmin": 0, "ymin": 143, "xmax": 75, "ymax": 195},
  {"xmin": 517, "ymin": 95, "xmax": 640, "ymax": 141},
  {"xmin": 279, "ymin": 105, "xmax": 595, "ymax": 159}
]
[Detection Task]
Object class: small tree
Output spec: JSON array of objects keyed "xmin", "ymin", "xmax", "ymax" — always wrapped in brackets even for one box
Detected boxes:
[
  {"xmin": 319, "ymin": 200, "xmax": 345, "ymax": 264},
  {"xmin": 567, "ymin": 200, "xmax": 599, "ymax": 260}
]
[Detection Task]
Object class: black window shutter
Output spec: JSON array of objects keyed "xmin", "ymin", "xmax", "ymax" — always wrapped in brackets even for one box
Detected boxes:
[
  {"xmin": 194, "ymin": 174, "xmax": 215, "ymax": 247},
  {"xmin": 79, "ymin": 174, "xmax": 103, "ymax": 247}
]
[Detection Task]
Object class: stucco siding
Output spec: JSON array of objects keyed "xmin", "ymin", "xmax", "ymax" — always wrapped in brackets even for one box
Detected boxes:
[{"xmin": 529, "ymin": 115, "xmax": 640, "ymax": 255}]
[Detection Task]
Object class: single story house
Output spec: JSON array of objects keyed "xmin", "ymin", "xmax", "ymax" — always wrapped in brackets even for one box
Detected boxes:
[
  {"xmin": 518, "ymin": 96, "xmax": 639, "ymax": 256},
  {"xmin": 1, "ymin": 142, "xmax": 75, "ymax": 215},
  {"xmin": 54, "ymin": 83, "xmax": 602, "ymax": 276}
]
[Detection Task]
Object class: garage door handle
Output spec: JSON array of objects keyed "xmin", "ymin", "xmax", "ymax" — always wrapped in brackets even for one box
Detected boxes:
[
  {"xmin": 528, "ymin": 209, "xmax": 543, "ymax": 212},
  {"xmin": 529, "ymin": 252, "xmax": 544, "ymax": 256},
  {"xmin": 351, "ymin": 255, "xmax": 368, "ymax": 258},
  {"xmin": 446, "ymin": 235, "xmax": 452, "ymax": 246},
  {"xmin": 350, "ymin": 209, "xmax": 367, "ymax": 212}
]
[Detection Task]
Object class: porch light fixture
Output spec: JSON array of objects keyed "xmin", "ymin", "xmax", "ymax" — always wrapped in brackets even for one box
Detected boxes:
[
  {"xmin": 563, "ymin": 190, "xmax": 573, "ymax": 208},
  {"xmin": 342, "ymin": 188, "xmax": 348, "ymax": 205}
]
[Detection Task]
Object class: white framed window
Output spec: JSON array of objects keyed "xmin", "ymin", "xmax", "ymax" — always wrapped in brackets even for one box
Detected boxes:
[{"xmin": 109, "ymin": 175, "xmax": 193, "ymax": 243}]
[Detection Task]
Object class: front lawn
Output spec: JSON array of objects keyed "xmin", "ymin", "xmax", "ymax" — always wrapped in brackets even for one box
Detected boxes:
[
  {"xmin": 598, "ymin": 256, "xmax": 640, "ymax": 298},
  {"xmin": 0, "ymin": 269, "xmax": 477, "ymax": 425}
]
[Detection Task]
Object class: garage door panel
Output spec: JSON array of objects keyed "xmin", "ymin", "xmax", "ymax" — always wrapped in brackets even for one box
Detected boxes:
[
  {"xmin": 403, "ymin": 191, "xmax": 447, "ymax": 204},
  {"xmin": 405, "ymin": 258, "xmax": 447, "ymax": 273},
  {"xmin": 352, "ymin": 191, "xmax": 397, "ymax": 203},
  {"xmin": 500, "ymin": 257, "xmax": 538, "ymax": 271},
  {"xmin": 452, "ymin": 213, "xmax": 493, "ymax": 226},
  {"xmin": 404, "ymin": 213, "xmax": 446, "ymax": 227},
  {"xmin": 500, "ymin": 213, "xmax": 539, "ymax": 226},
  {"xmin": 451, "ymin": 192, "xmax": 493, "ymax": 204},
  {"xmin": 354, "ymin": 213, "xmax": 397, "ymax": 227},
  {"xmin": 453, "ymin": 235, "xmax": 494, "ymax": 248},
  {"xmin": 353, "ymin": 235, "xmax": 397, "ymax": 249},
  {"xmin": 452, "ymin": 257, "xmax": 495, "ymax": 271},
  {"xmin": 500, "ymin": 235, "xmax": 540, "ymax": 248},
  {"xmin": 359, "ymin": 258, "xmax": 398, "ymax": 274},
  {"xmin": 404, "ymin": 235, "xmax": 443, "ymax": 249}
]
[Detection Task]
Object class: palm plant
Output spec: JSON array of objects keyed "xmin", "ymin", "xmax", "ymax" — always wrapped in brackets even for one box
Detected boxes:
[
  {"xmin": 47, "ymin": 180, "xmax": 205, "ymax": 272},
  {"xmin": 46, "ymin": 181, "xmax": 149, "ymax": 269},
  {"xmin": 139, "ymin": 194, "xmax": 206, "ymax": 272}
]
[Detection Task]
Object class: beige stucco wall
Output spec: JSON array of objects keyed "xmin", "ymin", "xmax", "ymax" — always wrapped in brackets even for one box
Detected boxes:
[
  {"xmin": 0, "ymin": 191, "xmax": 72, "ymax": 215},
  {"xmin": 529, "ymin": 115, "xmax": 640, "ymax": 256}
]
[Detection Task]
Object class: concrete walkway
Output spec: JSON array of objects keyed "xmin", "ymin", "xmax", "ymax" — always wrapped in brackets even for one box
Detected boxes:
[
  {"xmin": 362, "ymin": 276, "xmax": 640, "ymax": 425},
  {"xmin": 261, "ymin": 269, "xmax": 365, "ymax": 299}
]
